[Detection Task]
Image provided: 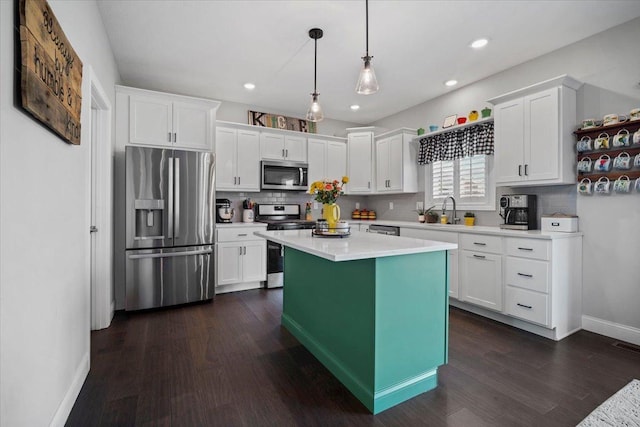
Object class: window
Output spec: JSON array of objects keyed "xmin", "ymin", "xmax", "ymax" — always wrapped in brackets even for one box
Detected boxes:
[{"xmin": 426, "ymin": 154, "xmax": 495, "ymax": 210}]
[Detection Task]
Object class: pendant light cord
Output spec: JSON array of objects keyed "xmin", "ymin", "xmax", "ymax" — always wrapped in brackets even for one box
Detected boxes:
[
  {"xmin": 314, "ymin": 37, "xmax": 318, "ymax": 93},
  {"xmin": 365, "ymin": 0, "xmax": 369, "ymax": 56}
]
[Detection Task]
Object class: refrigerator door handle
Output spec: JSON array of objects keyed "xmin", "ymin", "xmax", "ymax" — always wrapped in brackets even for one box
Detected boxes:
[
  {"xmin": 168, "ymin": 158, "xmax": 174, "ymax": 239},
  {"xmin": 128, "ymin": 248, "xmax": 213, "ymax": 260},
  {"xmin": 174, "ymin": 157, "xmax": 180, "ymax": 239}
]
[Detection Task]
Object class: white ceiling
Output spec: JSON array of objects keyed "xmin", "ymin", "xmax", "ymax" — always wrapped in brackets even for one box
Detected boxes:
[{"xmin": 97, "ymin": 1, "xmax": 640, "ymax": 124}]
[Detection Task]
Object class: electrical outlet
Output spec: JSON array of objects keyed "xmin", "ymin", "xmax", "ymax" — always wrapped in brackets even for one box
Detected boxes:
[
  {"xmin": 416, "ymin": 201, "xmax": 424, "ymax": 210},
  {"xmin": 355, "ymin": 202, "xmax": 360, "ymax": 209},
  {"xmin": 389, "ymin": 202, "xmax": 394, "ymax": 210}
]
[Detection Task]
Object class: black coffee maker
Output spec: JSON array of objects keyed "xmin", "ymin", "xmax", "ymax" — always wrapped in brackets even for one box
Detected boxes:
[
  {"xmin": 499, "ymin": 194, "xmax": 537, "ymax": 230},
  {"xmin": 215, "ymin": 198, "xmax": 234, "ymax": 223}
]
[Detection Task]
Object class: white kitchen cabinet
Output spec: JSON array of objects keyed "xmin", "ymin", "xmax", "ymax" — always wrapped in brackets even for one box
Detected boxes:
[
  {"xmin": 375, "ymin": 129, "xmax": 418, "ymax": 193},
  {"xmin": 346, "ymin": 129, "xmax": 375, "ymax": 194},
  {"xmin": 215, "ymin": 127, "xmax": 260, "ymax": 191},
  {"xmin": 400, "ymin": 228, "xmax": 459, "ymax": 299},
  {"xmin": 122, "ymin": 86, "xmax": 220, "ymax": 150},
  {"xmin": 503, "ymin": 236, "xmax": 582, "ymax": 336},
  {"xmin": 216, "ymin": 226, "xmax": 266, "ymax": 291},
  {"xmin": 459, "ymin": 250, "xmax": 502, "ymax": 311},
  {"xmin": 459, "ymin": 233, "xmax": 503, "ymax": 311},
  {"xmin": 260, "ymin": 132, "xmax": 307, "ymax": 162},
  {"xmin": 308, "ymin": 138, "xmax": 347, "ymax": 185},
  {"xmin": 489, "ymin": 75, "xmax": 581, "ymax": 186}
]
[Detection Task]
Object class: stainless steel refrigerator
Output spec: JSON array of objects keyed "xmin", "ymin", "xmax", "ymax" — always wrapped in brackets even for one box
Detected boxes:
[{"xmin": 125, "ymin": 146, "xmax": 215, "ymax": 310}]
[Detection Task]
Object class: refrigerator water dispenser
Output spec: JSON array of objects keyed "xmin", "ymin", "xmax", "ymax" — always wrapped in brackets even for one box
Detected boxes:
[{"xmin": 134, "ymin": 199, "xmax": 164, "ymax": 240}]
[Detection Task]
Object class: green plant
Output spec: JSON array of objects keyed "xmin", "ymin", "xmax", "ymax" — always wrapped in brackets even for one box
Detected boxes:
[
  {"xmin": 464, "ymin": 212, "xmax": 475, "ymax": 218},
  {"xmin": 425, "ymin": 206, "xmax": 439, "ymax": 220}
]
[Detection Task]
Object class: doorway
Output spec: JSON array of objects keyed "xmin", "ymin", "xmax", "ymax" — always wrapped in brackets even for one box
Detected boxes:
[{"xmin": 88, "ymin": 67, "xmax": 113, "ymax": 330}]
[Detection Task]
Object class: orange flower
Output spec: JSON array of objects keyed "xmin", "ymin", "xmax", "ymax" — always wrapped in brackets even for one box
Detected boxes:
[{"xmin": 325, "ymin": 183, "xmax": 333, "ymax": 190}]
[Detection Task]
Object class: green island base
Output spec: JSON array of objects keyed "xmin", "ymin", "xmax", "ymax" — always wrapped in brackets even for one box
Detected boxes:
[{"xmin": 281, "ymin": 247, "xmax": 449, "ymax": 414}]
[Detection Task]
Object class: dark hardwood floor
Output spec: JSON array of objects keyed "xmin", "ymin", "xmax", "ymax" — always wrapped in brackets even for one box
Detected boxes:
[{"xmin": 67, "ymin": 289, "xmax": 640, "ymax": 426}]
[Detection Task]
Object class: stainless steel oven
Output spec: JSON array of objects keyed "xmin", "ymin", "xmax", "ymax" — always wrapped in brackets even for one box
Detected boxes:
[
  {"xmin": 256, "ymin": 204, "xmax": 315, "ymax": 288},
  {"xmin": 261, "ymin": 161, "xmax": 308, "ymax": 191}
]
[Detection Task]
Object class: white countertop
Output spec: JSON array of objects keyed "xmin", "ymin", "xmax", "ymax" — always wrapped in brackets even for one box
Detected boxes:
[
  {"xmin": 254, "ymin": 229, "xmax": 457, "ymax": 262},
  {"xmin": 216, "ymin": 222, "xmax": 267, "ymax": 228},
  {"xmin": 352, "ymin": 220, "xmax": 582, "ymax": 240}
]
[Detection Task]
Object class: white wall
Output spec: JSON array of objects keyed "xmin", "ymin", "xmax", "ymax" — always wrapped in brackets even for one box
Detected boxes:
[
  {"xmin": 372, "ymin": 18, "xmax": 640, "ymax": 339},
  {"xmin": 0, "ymin": 1, "xmax": 120, "ymax": 425}
]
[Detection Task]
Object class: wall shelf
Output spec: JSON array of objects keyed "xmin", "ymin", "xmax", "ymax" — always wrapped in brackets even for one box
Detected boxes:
[
  {"xmin": 574, "ymin": 120, "xmax": 640, "ymax": 186},
  {"xmin": 412, "ymin": 117, "xmax": 493, "ymax": 142}
]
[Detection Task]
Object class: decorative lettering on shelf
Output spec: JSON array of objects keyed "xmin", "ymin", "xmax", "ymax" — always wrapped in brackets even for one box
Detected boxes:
[{"xmin": 248, "ymin": 110, "xmax": 317, "ymax": 134}]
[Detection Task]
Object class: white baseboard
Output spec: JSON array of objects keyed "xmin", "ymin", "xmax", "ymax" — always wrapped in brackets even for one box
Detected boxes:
[
  {"xmin": 50, "ymin": 351, "xmax": 89, "ymax": 427},
  {"xmin": 582, "ymin": 315, "xmax": 640, "ymax": 346}
]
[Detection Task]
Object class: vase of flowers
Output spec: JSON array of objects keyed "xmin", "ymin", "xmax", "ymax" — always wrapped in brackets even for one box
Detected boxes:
[{"xmin": 308, "ymin": 177, "xmax": 349, "ymax": 230}]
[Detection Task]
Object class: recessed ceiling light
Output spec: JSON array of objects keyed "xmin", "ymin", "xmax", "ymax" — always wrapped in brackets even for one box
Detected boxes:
[
  {"xmin": 445, "ymin": 80, "xmax": 458, "ymax": 87},
  {"xmin": 470, "ymin": 38, "xmax": 488, "ymax": 49},
  {"xmin": 350, "ymin": 105, "xmax": 360, "ymax": 111},
  {"xmin": 243, "ymin": 82, "xmax": 256, "ymax": 90}
]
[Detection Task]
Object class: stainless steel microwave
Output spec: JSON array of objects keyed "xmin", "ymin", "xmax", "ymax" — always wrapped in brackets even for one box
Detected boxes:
[{"xmin": 261, "ymin": 160, "xmax": 308, "ymax": 191}]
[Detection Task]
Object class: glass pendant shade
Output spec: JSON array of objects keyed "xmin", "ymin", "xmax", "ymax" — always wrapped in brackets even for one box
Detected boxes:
[
  {"xmin": 306, "ymin": 93, "xmax": 324, "ymax": 122},
  {"xmin": 356, "ymin": 57, "xmax": 379, "ymax": 95}
]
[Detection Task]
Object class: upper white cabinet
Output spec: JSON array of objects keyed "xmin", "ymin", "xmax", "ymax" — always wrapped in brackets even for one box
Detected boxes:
[
  {"xmin": 215, "ymin": 126, "xmax": 260, "ymax": 192},
  {"xmin": 375, "ymin": 129, "xmax": 418, "ymax": 193},
  {"xmin": 489, "ymin": 75, "xmax": 581, "ymax": 186},
  {"xmin": 260, "ymin": 132, "xmax": 307, "ymax": 162},
  {"xmin": 308, "ymin": 138, "xmax": 347, "ymax": 185},
  {"xmin": 346, "ymin": 129, "xmax": 375, "ymax": 194},
  {"xmin": 118, "ymin": 86, "xmax": 220, "ymax": 150}
]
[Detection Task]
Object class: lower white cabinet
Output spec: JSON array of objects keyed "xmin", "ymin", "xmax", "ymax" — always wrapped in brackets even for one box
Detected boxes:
[
  {"xmin": 459, "ymin": 250, "xmax": 502, "ymax": 311},
  {"xmin": 398, "ymin": 225, "xmax": 582, "ymax": 340},
  {"xmin": 216, "ymin": 226, "xmax": 266, "ymax": 292}
]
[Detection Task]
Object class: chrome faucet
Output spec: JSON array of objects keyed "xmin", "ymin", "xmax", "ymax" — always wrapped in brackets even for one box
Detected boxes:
[{"xmin": 442, "ymin": 196, "xmax": 459, "ymax": 224}]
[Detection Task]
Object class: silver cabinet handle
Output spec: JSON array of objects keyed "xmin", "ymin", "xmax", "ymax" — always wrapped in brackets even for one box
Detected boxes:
[
  {"xmin": 517, "ymin": 303, "xmax": 533, "ymax": 309},
  {"xmin": 128, "ymin": 248, "xmax": 212, "ymax": 260},
  {"xmin": 473, "ymin": 254, "xmax": 486, "ymax": 259},
  {"xmin": 238, "ymin": 176, "xmax": 241, "ymax": 185},
  {"xmin": 90, "ymin": 226, "xmax": 98, "ymax": 233},
  {"xmin": 237, "ymin": 234, "xmax": 248, "ymax": 237},
  {"xmin": 517, "ymin": 247, "xmax": 533, "ymax": 251},
  {"xmin": 174, "ymin": 133, "xmax": 177, "ymax": 142},
  {"xmin": 517, "ymin": 272, "xmax": 533, "ymax": 278},
  {"xmin": 285, "ymin": 149, "xmax": 288, "ymax": 158},
  {"xmin": 367, "ymin": 181, "xmax": 370, "ymax": 189},
  {"xmin": 282, "ymin": 149, "xmax": 285, "ymax": 158},
  {"xmin": 473, "ymin": 242, "xmax": 486, "ymax": 246},
  {"xmin": 168, "ymin": 132, "xmax": 172, "ymax": 142},
  {"xmin": 524, "ymin": 164, "xmax": 528, "ymax": 176},
  {"xmin": 174, "ymin": 157, "xmax": 180, "ymax": 238},
  {"xmin": 518, "ymin": 165, "xmax": 522, "ymax": 176},
  {"xmin": 168, "ymin": 158, "xmax": 174, "ymax": 239},
  {"xmin": 239, "ymin": 246, "xmax": 243, "ymax": 255}
]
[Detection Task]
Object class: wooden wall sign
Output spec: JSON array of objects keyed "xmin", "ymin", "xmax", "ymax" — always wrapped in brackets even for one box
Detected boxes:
[
  {"xmin": 19, "ymin": 0, "xmax": 83, "ymax": 145},
  {"xmin": 248, "ymin": 110, "xmax": 317, "ymax": 134}
]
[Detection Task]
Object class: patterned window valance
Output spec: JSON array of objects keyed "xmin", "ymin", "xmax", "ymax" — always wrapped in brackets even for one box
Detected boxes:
[{"xmin": 417, "ymin": 121, "xmax": 494, "ymax": 165}]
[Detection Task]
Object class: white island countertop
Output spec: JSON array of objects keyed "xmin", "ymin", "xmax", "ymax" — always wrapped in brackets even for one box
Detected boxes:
[{"xmin": 254, "ymin": 229, "xmax": 457, "ymax": 262}]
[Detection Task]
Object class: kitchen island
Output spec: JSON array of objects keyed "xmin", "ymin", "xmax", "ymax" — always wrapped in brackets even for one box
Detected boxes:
[{"xmin": 254, "ymin": 229, "xmax": 457, "ymax": 414}]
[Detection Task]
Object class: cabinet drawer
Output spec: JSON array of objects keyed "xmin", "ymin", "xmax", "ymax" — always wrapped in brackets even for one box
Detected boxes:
[
  {"xmin": 460, "ymin": 233, "xmax": 502, "ymax": 254},
  {"xmin": 217, "ymin": 227, "xmax": 265, "ymax": 242},
  {"xmin": 505, "ymin": 286, "xmax": 549, "ymax": 327},
  {"xmin": 505, "ymin": 257, "xmax": 550, "ymax": 293},
  {"xmin": 505, "ymin": 238, "xmax": 550, "ymax": 260}
]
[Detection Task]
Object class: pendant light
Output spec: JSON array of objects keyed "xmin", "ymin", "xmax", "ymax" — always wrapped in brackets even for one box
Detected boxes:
[
  {"xmin": 356, "ymin": 0, "xmax": 379, "ymax": 95},
  {"xmin": 306, "ymin": 28, "xmax": 324, "ymax": 122}
]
